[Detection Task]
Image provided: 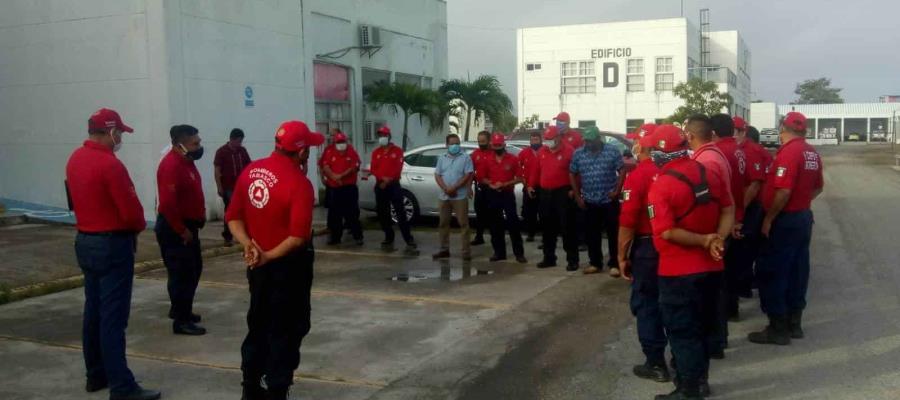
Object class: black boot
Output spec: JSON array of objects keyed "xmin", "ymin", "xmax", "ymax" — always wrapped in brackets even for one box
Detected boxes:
[
  {"xmin": 241, "ymin": 382, "xmax": 266, "ymax": 400},
  {"xmin": 789, "ymin": 310, "xmax": 805, "ymax": 339},
  {"xmin": 655, "ymin": 385, "xmax": 703, "ymax": 400},
  {"xmin": 633, "ymin": 361, "xmax": 671, "ymax": 382},
  {"xmin": 748, "ymin": 315, "xmax": 790, "ymax": 345},
  {"xmin": 266, "ymin": 387, "xmax": 289, "ymax": 400}
]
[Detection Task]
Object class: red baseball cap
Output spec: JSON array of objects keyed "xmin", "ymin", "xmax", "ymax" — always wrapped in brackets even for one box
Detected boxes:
[
  {"xmin": 782, "ymin": 112, "xmax": 807, "ymax": 132},
  {"xmin": 553, "ymin": 112, "xmax": 571, "ymax": 123},
  {"xmin": 333, "ymin": 132, "xmax": 348, "ymax": 143},
  {"xmin": 732, "ymin": 116, "xmax": 747, "ymax": 131},
  {"xmin": 490, "ymin": 132, "xmax": 506, "ymax": 146},
  {"xmin": 650, "ymin": 124, "xmax": 687, "ymax": 153},
  {"xmin": 88, "ymin": 108, "xmax": 133, "ymax": 133},
  {"xmin": 274, "ymin": 120, "xmax": 324, "ymax": 152},
  {"xmin": 626, "ymin": 123, "xmax": 658, "ymax": 140},
  {"xmin": 543, "ymin": 125, "xmax": 560, "ymax": 140},
  {"xmin": 376, "ymin": 125, "xmax": 391, "ymax": 137}
]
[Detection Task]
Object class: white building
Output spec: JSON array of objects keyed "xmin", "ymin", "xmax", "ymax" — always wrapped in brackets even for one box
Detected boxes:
[
  {"xmin": 516, "ymin": 18, "xmax": 751, "ymax": 133},
  {"xmin": 0, "ymin": 0, "xmax": 448, "ymax": 220},
  {"xmin": 776, "ymin": 103, "xmax": 900, "ymax": 144}
]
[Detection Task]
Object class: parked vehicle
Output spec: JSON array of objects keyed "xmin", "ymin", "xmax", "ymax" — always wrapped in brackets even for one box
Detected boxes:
[{"xmin": 760, "ymin": 128, "xmax": 780, "ymax": 147}]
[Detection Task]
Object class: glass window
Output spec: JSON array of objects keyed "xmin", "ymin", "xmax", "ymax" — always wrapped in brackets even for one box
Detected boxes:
[
  {"xmin": 527, "ymin": 64, "xmax": 535, "ymax": 71},
  {"xmin": 627, "ymin": 59, "xmax": 644, "ymax": 74},
  {"xmin": 560, "ymin": 61, "xmax": 595, "ymax": 94},
  {"xmin": 627, "ymin": 59, "xmax": 644, "ymax": 92},
  {"xmin": 423, "ymin": 77, "xmax": 433, "ymax": 89},
  {"xmin": 395, "ymin": 72, "xmax": 422, "ymax": 87},
  {"xmin": 407, "ymin": 148, "xmax": 444, "ymax": 168},
  {"xmin": 579, "ymin": 61, "xmax": 595, "ymax": 76},
  {"xmin": 655, "ymin": 57, "xmax": 674, "ymax": 91},
  {"xmin": 315, "ymin": 102, "xmax": 352, "ymax": 138},
  {"xmin": 626, "ymin": 119, "xmax": 644, "ymax": 133},
  {"xmin": 577, "ymin": 120, "xmax": 596, "ymax": 128}
]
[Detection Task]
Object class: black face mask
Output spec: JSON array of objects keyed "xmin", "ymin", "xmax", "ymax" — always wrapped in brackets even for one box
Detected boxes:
[
  {"xmin": 530, "ymin": 143, "xmax": 542, "ymax": 151},
  {"xmin": 587, "ymin": 141, "xmax": 603, "ymax": 152},
  {"xmin": 181, "ymin": 144, "xmax": 204, "ymax": 161},
  {"xmin": 494, "ymin": 148, "xmax": 505, "ymax": 155},
  {"xmin": 479, "ymin": 144, "xmax": 489, "ymax": 150}
]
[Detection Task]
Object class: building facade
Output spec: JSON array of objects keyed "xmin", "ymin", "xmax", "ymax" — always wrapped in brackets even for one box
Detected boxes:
[
  {"xmin": 0, "ymin": 0, "xmax": 448, "ymax": 220},
  {"xmin": 776, "ymin": 103, "xmax": 900, "ymax": 144},
  {"xmin": 516, "ymin": 18, "xmax": 751, "ymax": 133}
]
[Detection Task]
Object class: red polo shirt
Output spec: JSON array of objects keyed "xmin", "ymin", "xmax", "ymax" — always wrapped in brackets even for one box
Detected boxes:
[
  {"xmin": 213, "ymin": 143, "xmax": 252, "ymax": 192},
  {"xmin": 225, "ymin": 151, "xmax": 314, "ymax": 251},
  {"xmin": 319, "ymin": 144, "xmax": 361, "ymax": 188},
  {"xmin": 517, "ymin": 146, "xmax": 540, "ymax": 182},
  {"xmin": 370, "ymin": 144, "xmax": 404, "ymax": 182},
  {"xmin": 532, "ymin": 145, "xmax": 574, "ymax": 190},
  {"xmin": 563, "ymin": 129, "xmax": 584, "ymax": 149},
  {"xmin": 483, "ymin": 152, "xmax": 521, "ymax": 192},
  {"xmin": 66, "ymin": 140, "xmax": 146, "ymax": 233},
  {"xmin": 715, "ymin": 137, "xmax": 747, "ymax": 222},
  {"xmin": 648, "ymin": 157, "xmax": 732, "ymax": 276},
  {"xmin": 692, "ymin": 142, "xmax": 733, "ymax": 204},
  {"xmin": 740, "ymin": 140, "xmax": 767, "ymax": 184},
  {"xmin": 157, "ymin": 150, "xmax": 206, "ymax": 233},
  {"xmin": 470, "ymin": 148, "xmax": 493, "ymax": 182},
  {"xmin": 762, "ymin": 137, "xmax": 824, "ymax": 212},
  {"xmin": 619, "ymin": 159, "xmax": 659, "ymax": 235}
]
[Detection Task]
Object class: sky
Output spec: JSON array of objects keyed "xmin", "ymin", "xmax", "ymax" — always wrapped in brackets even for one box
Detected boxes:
[{"xmin": 447, "ymin": 0, "xmax": 900, "ymax": 108}]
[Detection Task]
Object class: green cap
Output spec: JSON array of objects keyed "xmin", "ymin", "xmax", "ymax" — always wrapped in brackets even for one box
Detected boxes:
[{"xmin": 582, "ymin": 126, "xmax": 600, "ymax": 140}]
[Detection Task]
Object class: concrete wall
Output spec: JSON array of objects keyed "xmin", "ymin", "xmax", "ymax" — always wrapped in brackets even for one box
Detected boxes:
[{"xmin": 708, "ymin": 30, "xmax": 751, "ymax": 119}]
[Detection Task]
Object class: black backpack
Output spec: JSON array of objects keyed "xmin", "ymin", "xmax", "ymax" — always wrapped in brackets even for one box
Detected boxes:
[{"xmin": 662, "ymin": 163, "xmax": 713, "ymax": 221}]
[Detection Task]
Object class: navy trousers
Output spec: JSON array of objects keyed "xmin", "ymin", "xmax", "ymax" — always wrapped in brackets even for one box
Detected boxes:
[
  {"xmin": 487, "ymin": 189, "xmax": 524, "ymax": 258},
  {"xmin": 155, "ymin": 216, "xmax": 203, "ymax": 324},
  {"xmin": 326, "ymin": 185, "xmax": 363, "ymax": 242},
  {"xmin": 660, "ymin": 271, "xmax": 723, "ymax": 389},
  {"xmin": 75, "ymin": 232, "xmax": 139, "ymax": 396},
  {"xmin": 374, "ymin": 182, "xmax": 414, "ymax": 245},
  {"xmin": 629, "ymin": 237, "xmax": 667, "ymax": 364},
  {"xmin": 757, "ymin": 210, "xmax": 813, "ymax": 317},
  {"xmin": 585, "ymin": 201, "xmax": 620, "ymax": 269},
  {"xmin": 539, "ymin": 187, "xmax": 579, "ymax": 264}
]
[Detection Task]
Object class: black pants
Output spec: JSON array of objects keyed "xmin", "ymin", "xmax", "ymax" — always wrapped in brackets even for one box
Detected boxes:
[
  {"xmin": 727, "ymin": 201, "xmax": 764, "ymax": 301},
  {"xmin": 540, "ymin": 187, "xmax": 578, "ymax": 264},
  {"xmin": 374, "ymin": 181, "xmax": 414, "ymax": 245},
  {"xmin": 584, "ymin": 201, "xmax": 620, "ymax": 268},
  {"xmin": 241, "ymin": 248, "xmax": 314, "ymax": 392},
  {"xmin": 660, "ymin": 271, "xmax": 723, "ymax": 391},
  {"xmin": 221, "ymin": 190, "xmax": 233, "ymax": 242},
  {"xmin": 520, "ymin": 186, "xmax": 540, "ymax": 238},
  {"xmin": 472, "ymin": 184, "xmax": 488, "ymax": 239},
  {"xmin": 629, "ymin": 237, "xmax": 666, "ymax": 365},
  {"xmin": 155, "ymin": 216, "xmax": 203, "ymax": 325},
  {"xmin": 487, "ymin": 190, "xmax": 524, "ymax": 258},
  {"xmin": 757, "ymin": 210, "xmax": 813, "ymax": 317},
  {"xmin": 326, "ymin": 185, "xmax": 363, "ymax": 242}
]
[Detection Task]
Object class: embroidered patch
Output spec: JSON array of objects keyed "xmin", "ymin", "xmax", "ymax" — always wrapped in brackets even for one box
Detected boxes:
[
  {"xmin": 622, "ymin": 190, "xmax": 631, "ymax": 201},
  {"xmin": 647, "ymin": 205, "xmax": 655, "ymax": 219},
  {"xmin": 776, "ymin": 166, "xmax": 786, "ymax": 177}
]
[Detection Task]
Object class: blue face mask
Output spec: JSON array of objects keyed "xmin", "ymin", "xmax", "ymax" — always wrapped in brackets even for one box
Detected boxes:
[
  {"xmin": 448, "ymin": 144, "xmax": 461, "ymax": 155},
  {"xmin": 530, "ymin": 143, "xmax": 542, "ymax": 151},
  {"xmin": 556, "ymin": 121, "xmax": 567, "ymax": 130}
]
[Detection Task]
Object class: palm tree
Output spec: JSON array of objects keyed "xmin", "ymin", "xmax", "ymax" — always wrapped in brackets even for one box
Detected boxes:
[
  {"xmin": 439, "ymin": 75, "xmax": 513, "ymax": 141},
  {"xmin": 364, "ymin": 81, "xmax": 443, "ymax": 150}
]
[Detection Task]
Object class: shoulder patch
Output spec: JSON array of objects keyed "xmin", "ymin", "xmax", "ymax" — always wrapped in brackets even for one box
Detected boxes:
[
  {"xmin": 622, "ymin": 190, "xmax": 631, "ymax": 201},
  {"xmin": 776, "ymin": 166, "xmax": 787, "ymax": 177},
  {"xmin": 647, "ymin": 204, "xmax": 655, "ymax": 219}
]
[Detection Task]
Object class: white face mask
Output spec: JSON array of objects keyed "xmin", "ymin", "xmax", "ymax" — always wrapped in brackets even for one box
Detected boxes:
[
  {"xmin": 336, "ymin": 143, "xmax": 348, "ymax": 151},
  {"xmin": 378, "ymin": 137, "xmax": 389, "ymax": 146},
  {"xmin": 109, "ymin": 130, "xmax": 122, "ymax": 153},
  {"xmin": 543, "ymin": 140, "xmax": 555, "ymax": 148}
]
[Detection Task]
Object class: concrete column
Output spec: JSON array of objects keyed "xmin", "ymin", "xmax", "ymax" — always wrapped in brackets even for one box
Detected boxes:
[{"xmin": 866, "ymin": 118, "xmax": 871, "ymax": 143}]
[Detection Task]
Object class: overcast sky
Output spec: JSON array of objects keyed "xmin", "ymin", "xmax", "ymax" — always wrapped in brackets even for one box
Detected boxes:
[{"xmin": 447, "ymin": 0, "xmax": 900, "ymax": 107}]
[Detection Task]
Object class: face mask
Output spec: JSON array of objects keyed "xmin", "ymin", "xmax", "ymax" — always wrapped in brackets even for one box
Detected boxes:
[
  {"xmin": 687, "ymin": 149, "xmax": 695, "ymax": 157},
  {"xmin": 531, "ymin": 143, "xmax": 542, "ymax": 151},
  {"xmin": 587, "ymin": 141, "xmax": 602, "ymax": 151},
  {"xmin": 180, "ymin": 144, "xmax": 204, "ymax": 161},
  {"xmin": 109, "ymin": 130, "xmax": 122, "ymax": 153},
  {"xmin": 556, "ymin": 122, "xmax": 567, "ymax": 130},
  {"xmin": 336, "ymin": 143, "xmax": 348, "ymax": 151},
  {"xmin": 478, "ymin": 143, "xmax": 489, "ymax": 150},
  {"xmin": 544, "ymin": 140, "xmax": 555, "ymax": 148},
  {"xmin": 448, "ymin": 144, "xmax": 461, "ymax": 155},
  {"xmin": 494, "ymin": 148, "xmax": 505, "ymax": 155},
  {"xmin": 378, "ymin": 136, "xmax": 389, "ymax": 146}
]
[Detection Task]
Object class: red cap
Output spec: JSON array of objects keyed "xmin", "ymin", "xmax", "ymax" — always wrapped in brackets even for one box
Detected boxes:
[
  {"xmin": 626, "ymin": 123, "xmax": 658, "ymax": 140},
  {"xmin": 333, "ymin": 132, "xmax": 348, "ymax": 143},
  {"xmin": 733, "ymin": 116, "xmax": 747, "ymax": 131},
  {"xmin": 782, "ymin": 112, "xmax": 807, "ymax": 132},
  {"xmin": 274, "ymin": 120, "xmax": 324, "ymax": 152},
  {"xmin": 376, "ymin": 125, "xmax": 391, "ymax": 137},
  {"xmin": 650, "ymin": 124, "xmax": 687, "ymax": 153},
  {"xmin": 88, "ymin": 108, "xmax": 133, "ymax": 133},
  {"xmin": 490, "ymin": 132, "xmax": 506, "ymax": 146},
  {"xmin": 553, "ymin": 112, "xmax": 570, "ymax": 123},
  {"xmin": 543, "ymin": 125, "xmax": 560, "ymax": 140}
]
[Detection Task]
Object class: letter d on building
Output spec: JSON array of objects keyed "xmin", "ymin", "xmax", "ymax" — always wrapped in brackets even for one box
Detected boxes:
[{"xmin": 603, "ymin": 62, "xmax": 619, "ymax": 88}]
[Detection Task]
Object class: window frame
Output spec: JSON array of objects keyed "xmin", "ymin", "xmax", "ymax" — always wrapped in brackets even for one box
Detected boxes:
[
  {"xmin": 626, "ymin": 58, "xmax": 645, "ymax": 92},
  {"xmin": 655, "ymin": 56, "xmax": 675, "ymax": 91},
  {"xmin": 560, "ymin": 60, "xmax": 597, "ymax": 94}
]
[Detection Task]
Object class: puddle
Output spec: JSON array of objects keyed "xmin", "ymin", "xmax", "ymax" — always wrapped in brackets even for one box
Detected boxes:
[{"xmin": 389, "ymin": 267, "xmax": 494, "ymax": 282}]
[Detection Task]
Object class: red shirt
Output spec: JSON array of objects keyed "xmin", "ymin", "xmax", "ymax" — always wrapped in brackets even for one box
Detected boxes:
[
  {"xmin": 483, "ymin": 152, "xmax": 521, "ymax": 192},
  {"xmin": 619, "ymin": 159, "xmax": 659, "ymax": 235},
  {"xmin": 532, "ymin": 145, "xmax": 574, "ymax": 190},
  {"xmin": 370, "ymin": 144, "xmax": 404, "ymax": 182},
  {"xmin": 740, "ymin": 140, "xmax": 767, "ymax": 184},
  {"xmin": 762, "ymin": 137, "xmax": 824, "ymax": 212},
  {"xmin": 563, "ymin": 129, "xmax": 584, "ymax": 149},
  {"xmin": 715, "ymin": 137, "xmax": 747, "ymax": 222},
  {"xmin": 470, "ymin": 148, "xmax": 493, "ymax": 182},
  {"xmin": 648, "ymin": 157, "xmax": 732, "ymax": 276},
  {"xmin": 319, "ymin": 144, "xmax": 361, "ymax": 188},
  {"xmin": 692, "ymin": 142, "xmax": 733, "ymax": 205},
  {"xmin": 66, "ymin": 140, "xmax": 146, "ymax": 233},
  {"xmin": 517, "ymin": 146, "xmax": 540, "ymax": 182},
  {"xmin": 225, "ymin": 151, "xmax": 315, "ymax": 251},
  {"xmin": 157, "ymin": 150, "xmax": 206, "ymax": 233},
  {"xmin": 213, "ymin": 143, "xmax": 252, "ymax": 192}
]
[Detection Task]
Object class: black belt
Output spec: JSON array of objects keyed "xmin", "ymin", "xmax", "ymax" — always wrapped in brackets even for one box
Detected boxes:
[
  {"xmin": 636, "ymin": 235, "xmax": 653, "ymax": 240},
  {"xmin": 78, "ymin": 230, "xmax": 134, "ymax": 237}
]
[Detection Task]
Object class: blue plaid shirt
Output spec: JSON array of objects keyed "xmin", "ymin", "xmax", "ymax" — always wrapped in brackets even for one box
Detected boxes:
[{"xmin": 569, "ymin": 144, "xmax": 624, "ymax": 205}]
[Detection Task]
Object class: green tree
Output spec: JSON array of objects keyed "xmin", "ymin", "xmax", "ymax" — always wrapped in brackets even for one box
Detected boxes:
[
  {"xmin": 364, "ymin": 81, "xmax": 442, "ymax": 150},
  {"xmin": 439, "ymin": 75, "xmax": 513, "ymax": 141},
  {"xmin": 516, "ymin": 114, "xmax": 540, "ymax": 133},
  {"xmin": 490, "ymin": 111, "xmax": 519, "ymax": 133},
  {"xmin": 792, "ymin": 78, "xmax": 844, "ymax": 104},
  {"xmin": 668, "ymin": 78, "xmax": 733, "ymax": 124}
]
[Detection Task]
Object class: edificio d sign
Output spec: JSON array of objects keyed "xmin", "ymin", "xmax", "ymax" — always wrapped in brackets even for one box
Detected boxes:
[
  {"xmin": 588, "ymin": 47, "xmax": 633, "ymax": 88},
  {"xmin": 590, "ymin": 47, "xmax": 632, "ymax": 59}
]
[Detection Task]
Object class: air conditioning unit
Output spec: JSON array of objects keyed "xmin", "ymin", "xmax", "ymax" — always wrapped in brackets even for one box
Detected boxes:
[{"xmin": 360, "ymin": 25, "xmax": 382, "ymax": 47}]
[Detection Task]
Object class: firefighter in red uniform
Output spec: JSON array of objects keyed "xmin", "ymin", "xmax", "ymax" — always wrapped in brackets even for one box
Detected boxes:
[
  {"xmin": 517, "ymin": 131, "xmax": 543, "ymax": 241},
  {"xmin": 320, "ymin": 131, "xmax": 363, "ymax": 246},
  {"xmin": 728, "ymin": 118, "xmax": 767, "ymax": 303},
  {"xmin": 554, "ymin": 112, "xmax": 584, "ymax": 149},
  {"xmin": 529, "ymin": 126, "xmax": 578, "ymax": 270},
  {"xmin": 370, "ymin": 126, "xmax": 419, "ymax": 255},
  {"xmin": 470, "ymin": 130, "xmax": 493, "ymax": 245},
  {"xmin": 647, "ymin": 125, "xmax": 734, "ymax": 400},
  {"xmin": 482, "ymin": 133, "xmax": 528, "ymax": 263},
  {"xmin": 225, "ymin": 120, "xmax": 322, "ymax": 400},
  {"xmin": 749, "ymin": 112, "xmax": 824, "ymax": 346},
  {"xmin": 618, "ymin": 124, "xmax": 670, "ymax": 383},
  {"xmin": 156, "ymin": 124, "xmax": 207, "ymax": 336},
  {"xmin": 66, "ymin": 108, "xmax": 161, "ymax": 400}
]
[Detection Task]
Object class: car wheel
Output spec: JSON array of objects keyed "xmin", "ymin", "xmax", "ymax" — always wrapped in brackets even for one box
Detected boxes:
[{"xmin": 390, "ymin": 190, "xmax": 420, "ymax": 224}]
